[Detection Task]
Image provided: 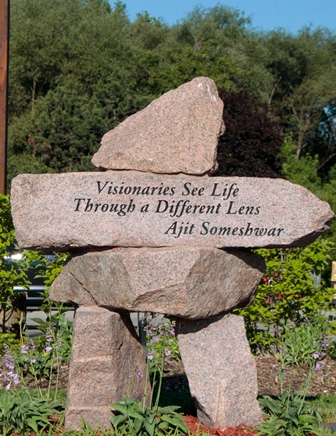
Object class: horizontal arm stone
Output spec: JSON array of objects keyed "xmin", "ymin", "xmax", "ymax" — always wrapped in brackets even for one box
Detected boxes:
[{"xmin": 11, "ymin": 171, "xmax": 333, "ymax": 251}]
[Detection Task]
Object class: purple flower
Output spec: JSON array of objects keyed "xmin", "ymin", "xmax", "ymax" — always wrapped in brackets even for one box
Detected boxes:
[
  {"xmin": 5, "ymin": 359, "xmax": 15, "ymax": 371},
  {"xmin": 164, "ymin": 349, "xmax": 171, "ymax": 357},
  {"xmin": 21, "ymin": 344, "xmax": 29, "ymax": 354},
  {"xmin": 167, "ymin": 327, "xmax": 175, "ymax": 336},
  {"xmin": 46, "ymin": 335, "xmax": 53, "ymax": 343},
  {"xmin": 134, "ymin": 366, "xmax": 143, "ymax": 379},
  {"xmin": 315, "ymin": 361, "xmax": 326, "ymax": 371},
  {"xmin": 147, "ymin": 352, "xmax": 154, "ymax": 361},
  {"xmin": 30, "ymin": 358, "xmax": 36, "ymax": 364},
  {"xmin": 312, "ymin": 351, "xmax": 320, "ymax": 360},
  {"xmin": 13, "ymin": 374, "xmax": 19, "ymax": 385},
  {"xmin": 45, "ymin": 346, "xmax": 52, "ymax": 353},
  {"xmin": 147, "ymin": 326, "xmax": 157, "ymax": 337}
]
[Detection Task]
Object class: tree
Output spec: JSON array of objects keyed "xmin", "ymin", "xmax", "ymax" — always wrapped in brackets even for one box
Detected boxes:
[
  {"xmin": 214, "ymin": 88, "xmax": 283, "ymax": 177},
  {"xmin": 261, "ymin": 28, "xmax": 336, "ymax": 161},
  {"xmin": 7, "ymin": 0, "xmax": 336, "ymax": 192},
  {"xmin": 7, "ymin": 0, "xmax": 151, "ymax": 182}
]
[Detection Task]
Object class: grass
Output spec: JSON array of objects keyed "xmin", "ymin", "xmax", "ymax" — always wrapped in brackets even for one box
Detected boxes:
[{"xmin": 309, "ymin": 395, "xmax": 336, "ymax": 423}]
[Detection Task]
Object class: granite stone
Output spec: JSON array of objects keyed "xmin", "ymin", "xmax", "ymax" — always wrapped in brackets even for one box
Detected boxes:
[
  {"xmin": 49, "ymin": 247, "xmax": 265, "ymax": 319},
  {"xmin": 91, "ymin": 77, "xmax": 224, "ymax": 175},
  {"xmin": 11, "ymin": 172, "xmax": 334, "ymax": 250},
  {"xmin": 176, "ymin": 314, "xmax": 263, "ymax": 429},
  {"xmin": 65, "ymin": 306, "xmax": 148, "ymax": 430}
]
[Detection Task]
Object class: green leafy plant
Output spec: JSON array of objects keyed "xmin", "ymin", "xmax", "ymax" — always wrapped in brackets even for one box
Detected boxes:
[
  {"xmin": 0, "ymin": 390, "xmax": 63, "ymax": 436},
  {"xmin": 0, "ymin": 319, "xmax": 67, "ymax": 435},
  {"xmin": 79, "ymin": 418, "xmax": 115, "ymax": 435},
  {"xmin": 31, "ymin": 311, "xmax": 73, "ymax": 362},
  {"xmin": 257, "ymin": 390, "xmax": 326, "ymax": 436},
  {"xmin": 0, "ymin": 194, "xmax": 30, "ymax": 333},
  {"xmin": 0, "ymin": 333, "xmax": 21, "ymax": 355},
  {"xmin": 12, "ymin": 312, "xmax": 73, "ymax": 402},
  {"xmin": 111, "ymin": 396, "xmax": 187, "ymax": 436},
  {"xmin": 236, "ymin": 239, "xmax": 335, "ymax": 354},
  {"xmin": 280, "ymin": 320, "xmax": 331, "ymax": 368},
  {"xmin": 257, "ymin": 322, "xmax": 333, "ymax": 436}
]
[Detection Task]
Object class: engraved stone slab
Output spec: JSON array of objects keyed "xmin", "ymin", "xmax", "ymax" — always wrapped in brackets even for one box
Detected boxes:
[
  {"xmin": 176, "ymin": 314, "xmax": 263, "ymax": 429},
  {"xmin": 92, "ymin": 77, "xmax": 224, "ymax": 175},
  {"xmin": 65, "ymin": 307, "xmax": 148, "ymax": 430},
  {"xmin": 11, "ymin": 171, "xmax": 333, "ymax": 250},
  {"xmin": 49, "ymin": 247, "xmax": 265, "ymax": 319}
]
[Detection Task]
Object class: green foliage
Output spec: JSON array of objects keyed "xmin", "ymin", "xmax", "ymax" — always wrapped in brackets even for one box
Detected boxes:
[
  {"xmin": 260, "ymin": 28, "xmax": 336, "ymax": 161},
  {"xmin": 111, "ymin": 396, "xmax": 188, "ymax": 436},
  {"xmin": 16, "ymin": 313, "xmax": 72, "ymax": 388},
  {"xmin": 25, "ymin": 250, "xmax": 70, "ymax": 313},
  {"xmin": 235, "ymin": 238, "xmax": 335, "ymax": 354},
  {"xmin": 281, "ymin": 138, "xmax": 336, "ymax": 243},
  {"xmin": 70, "ymin": 418, "xmax": 115, "ymax": 435},
  {"xmin": 215, "ymin": 88, "xmax": 283, "ymax": 177},
  {"xmin": 280, "ymin": 321, "xmax": 331, "ymax": 368},
  {"xmin": 32, "ymin": 311, "xmax": 73, "ymax": 359},
  {"xmin": 27, "ymin": 251, "xmax": 73, "ymax": 373},
  {"xmin": 0, "ymin": 312, "xmax": 69, "ymax": 434},
  {"xmin": 0, "ymin": 390, "xmax": 62, "ymax": 436},
  {"xmin": 0, "ymin": 194, "xmax": 30, "ymax": 333},
  {"xmin": 310, "ymin": 396, "xmax": 336, "ymax": 424},
  {"xmin": 7, "ymin": 0, "xmax": 336, "ymax": 190},
  {"xmin": 0, "ymin": 333, "xmax": 21, "ymax": 355},
  {"xmin": 256, "ymin": 319, "xmax": 334, "ymax": 436},
  {"xmin": 257, "ymin": 390, "xmax": 326, "ymax": 436},
  {"xmin": 281, "ymin": 138, "xmax": 322, "ymax": 192}
]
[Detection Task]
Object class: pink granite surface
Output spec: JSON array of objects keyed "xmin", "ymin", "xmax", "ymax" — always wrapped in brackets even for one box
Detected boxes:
[
  {"xmin": 65, "ymin": 306, "xmax": 148, "ymax": 430},
  {"xmin": 92, "ymin": 77, "xmax": 224, "ymax": 175},
  {"xmin": 11, "ymin": 172, "xmax": 334, "ymax": 250},
  {"xmin": 176, "ymin": 314, "xmax": 263, "ymax": 429},
  {"xmin": 49, "ymin": 247, "xmax": 265, "ymax": 318}
]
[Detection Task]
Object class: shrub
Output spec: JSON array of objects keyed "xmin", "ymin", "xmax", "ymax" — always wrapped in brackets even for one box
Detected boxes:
[{"xmin": 235, "ymin": 239, "xmax": 335, "ymax": 354}]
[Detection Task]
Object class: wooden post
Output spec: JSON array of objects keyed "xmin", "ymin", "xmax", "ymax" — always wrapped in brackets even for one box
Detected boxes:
[{"xmin": 0, "ymin": 0, "xmax": 9, "ymax": 195}]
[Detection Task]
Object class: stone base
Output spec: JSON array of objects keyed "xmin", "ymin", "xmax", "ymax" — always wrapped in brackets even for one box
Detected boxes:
[
  {"xmin": 176, "ymin": 313, "xmax": 263, "ymax": 430},
  {"xmin": 65, "ymin": 306, "xmax": 148, "ymax": 430}
]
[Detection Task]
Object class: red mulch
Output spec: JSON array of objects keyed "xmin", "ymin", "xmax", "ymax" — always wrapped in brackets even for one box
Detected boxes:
[{"xmin": 183, "ymin": 415, "xmax": 259, "ymax": 436}]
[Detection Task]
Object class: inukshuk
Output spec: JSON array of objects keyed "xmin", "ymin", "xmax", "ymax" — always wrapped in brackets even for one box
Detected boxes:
[{"xmin": 11, "ymin": 77, "xmax": 334, "ymax": 431}]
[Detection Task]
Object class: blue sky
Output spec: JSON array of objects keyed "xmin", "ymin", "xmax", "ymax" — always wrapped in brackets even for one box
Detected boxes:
[{"xmin": 119, "ymin": 0, "xmax": 336, "ymax": 33}]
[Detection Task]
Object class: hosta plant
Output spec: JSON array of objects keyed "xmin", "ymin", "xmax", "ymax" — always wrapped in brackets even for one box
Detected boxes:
[
  {"xmin": 111, "ymin": 396, "xmax": 188, "ymax": 436},
  {"xmin": 257, "ymin": 390, "xmax": 327, "ymax": 436}
]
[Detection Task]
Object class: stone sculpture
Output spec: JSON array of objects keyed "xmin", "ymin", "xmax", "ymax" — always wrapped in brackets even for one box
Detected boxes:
[{"xmin": 10, "ymin": 76, "xmax": 334, "ymax": 430}]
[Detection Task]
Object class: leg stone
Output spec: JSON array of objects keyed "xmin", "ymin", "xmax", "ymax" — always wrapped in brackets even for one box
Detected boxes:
[
  {"xmin": 176, "ymin": 313, "xmax": 262, "ymax": 430},
  {"xmin": 65, "ymin": 306, "xmax": 148, "ymax": 430}
]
